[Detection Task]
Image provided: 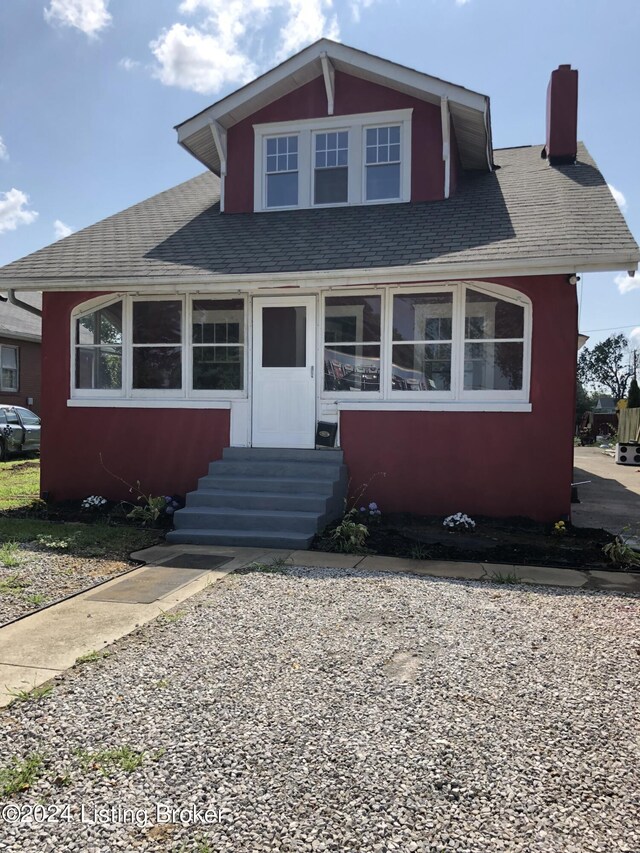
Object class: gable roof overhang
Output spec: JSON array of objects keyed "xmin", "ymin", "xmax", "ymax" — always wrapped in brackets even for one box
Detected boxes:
[{"xmin": 175, "ymin": 39, "xmax": 493, "ymax": 174}]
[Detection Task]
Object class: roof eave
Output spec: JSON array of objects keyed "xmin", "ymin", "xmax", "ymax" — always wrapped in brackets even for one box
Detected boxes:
[{"xmin": 2, "ymin": 252, "xmax": 637, "ymax": 293}]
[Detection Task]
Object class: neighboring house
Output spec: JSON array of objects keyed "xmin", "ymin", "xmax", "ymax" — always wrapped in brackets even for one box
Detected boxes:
[
  {"xmin": 0, "ymin": 293, "xmax": 41, "ymax": 413},
  {"xmin": 595, "ymin": 395, "xmax": 617, "ymax": 413},
  {"xmin": 0, "ymin": 40, "xmax": 637, "ymax": 542}
]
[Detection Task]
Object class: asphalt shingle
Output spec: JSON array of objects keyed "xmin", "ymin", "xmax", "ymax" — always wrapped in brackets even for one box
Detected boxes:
[{"xmin": 0, "ymin": 142, "xmax": 637, "ymax": 285}]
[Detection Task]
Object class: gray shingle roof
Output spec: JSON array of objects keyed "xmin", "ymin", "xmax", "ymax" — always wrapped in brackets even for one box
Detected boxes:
[
  {"xmin": 0, "ymin": 293, "xmax": 41, "ymax": 340},
  {"xmin": 0, "ymin": 142, "xmax": 637, "ymax": 286}
]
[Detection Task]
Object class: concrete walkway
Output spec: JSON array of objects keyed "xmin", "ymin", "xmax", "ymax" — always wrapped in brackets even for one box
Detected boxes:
[
  {"xmin": 573, "ymin": 446, "xmax": 640, "ymax": 534},
  {"xmin": 1, "ymin": 542, "xmax": 638, "ymax": 708}
]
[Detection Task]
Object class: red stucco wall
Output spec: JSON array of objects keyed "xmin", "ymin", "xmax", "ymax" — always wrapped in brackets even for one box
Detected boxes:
[
  {"xmin": 41, "ymin": 275, "xmax": 577, "ymax": 521},
  {"xmin": 40, "ymin": 292, "xmax": 229, "ymax": 502},
  {"xmin": 225, "ymin": 71, "xmax": 447, "ymax": 213},
  {"xmin": 340, "ymin": 275, "xmax": 578, "ymax": 522}
]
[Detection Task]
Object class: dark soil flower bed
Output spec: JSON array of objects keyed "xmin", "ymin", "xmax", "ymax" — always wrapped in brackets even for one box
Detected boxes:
[{"xmin": 312, "ymin": 513, "xmax": 631, "ymax": 572}]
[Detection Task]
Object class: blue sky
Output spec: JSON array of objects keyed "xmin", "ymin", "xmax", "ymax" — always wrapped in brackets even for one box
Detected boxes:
[{"xmin": 0, "ymin": 0, "xmax": 638, "ymax": 348}]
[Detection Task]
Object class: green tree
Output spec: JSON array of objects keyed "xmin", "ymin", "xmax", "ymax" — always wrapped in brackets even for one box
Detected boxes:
[
  {"xmin": 577, "ymin": 333, "xmax": 636, "ymax": 402},
  {"xmin": 628, "ymin": 377, "xmax": 640, "ymax": 408},
  {"xmin": 575, "ymin": 379, "xmax": 597, "ymax": 426}
]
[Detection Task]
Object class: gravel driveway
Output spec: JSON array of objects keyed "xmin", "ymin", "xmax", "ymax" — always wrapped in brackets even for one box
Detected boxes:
[{"xmin": 1, "ymin": 567, "xmax": 638, "ymax": 852}]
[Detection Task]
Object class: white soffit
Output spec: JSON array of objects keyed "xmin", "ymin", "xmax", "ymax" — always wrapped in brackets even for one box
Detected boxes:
[{"xmin": 176, "ymin": 39, "xmax": 492, "ymax": 175}]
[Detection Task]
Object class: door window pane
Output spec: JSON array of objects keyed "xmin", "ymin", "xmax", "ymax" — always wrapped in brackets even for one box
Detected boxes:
[{"xmin": 262, "ymin": 306, "xmax": 306, "ymax": 367}]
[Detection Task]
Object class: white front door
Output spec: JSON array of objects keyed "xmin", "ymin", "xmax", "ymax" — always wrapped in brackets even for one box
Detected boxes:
[{"xmin": 252, "ymin": 296, "xmax": 316, "ymax": 448}]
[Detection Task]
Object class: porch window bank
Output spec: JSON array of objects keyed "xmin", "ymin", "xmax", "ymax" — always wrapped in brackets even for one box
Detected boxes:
[{"xmin": 71, "ymin": 282, "xmax": 530, "ymax": 404}]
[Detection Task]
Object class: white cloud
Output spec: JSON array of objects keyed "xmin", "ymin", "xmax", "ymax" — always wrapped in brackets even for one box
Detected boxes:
[
  {"xmin": 0, "ymin": 137, "xmax": 8, "ymax": 161},
  {"xmin": 119, "ymin": 57, "xmax": 142, "ymax": 72},
  {"xmin": 607, "ymin": 183, "xmax": 627, "ymax": 211},
  {"xmin": 151, "ymin": 0, "xmax": 341, "ymax": 96},
  {"xmin": 44, "ymin": 0, "xmax": 111, "ymax": 38},
  {"xmin": 455, "ymin": 0, "xmax": 471, "ymax": 5},
  {"xmin": 615, "ymin": 272, "xmax": 640, "ymax": 295},
  {"xmin": 53, "ymin": 219, "xmax": 74, "ymax": 240},
  {"xmin": 0, "ymin": 189, "xmax": 38, "ymax": 235},
  {"xmin": 350, "ymin": 0, "xmax": 375, "ymax": 22}
]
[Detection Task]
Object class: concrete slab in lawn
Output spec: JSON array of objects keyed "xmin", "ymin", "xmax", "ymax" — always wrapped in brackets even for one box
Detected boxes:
[
  {"xmin": 587, "ymin": 571, "xmax": 640, "ymax": 592},
  {"xmin": 357, "ymin": 555, "xmax": 487, "ymax": 580},
  {"xmin": 286, "ymin": 551, "xmax": 364, "ymax": 569},
  {"xmin": 505, "ymin": 565, "xmax": 588, "ymax": 588}
]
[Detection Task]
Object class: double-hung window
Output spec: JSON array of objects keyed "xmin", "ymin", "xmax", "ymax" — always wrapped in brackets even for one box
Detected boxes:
[
  {"xmin": 365, "ymin": 125, "xmax": 401, "ymax": 201},
  {"xmin": 392, "ymin": 293, "xmax": 453, "ymax": 392},
  {"xmin": 265, "ymin": 135, "xmax": 298, "ymax": 208},
  {"xmin": 132, "ymin": 300, "xmax": 182, "ymax": 390},
  {"xmin": 192, "ymin": 299, "xmax": 245, "ymax": 391},
  {"xmin": 75, "ymin": 302, "xmax": 123, "ymax": 391},
  {"xmin": 463, "ymin": 290, "xmax": 525, "ymax": 392},
  {"xmin": 324, "ymin": 295, "xmax": 381, "ymax": 393},
  {"xmin": 314, "ymin": 131, "xmax": 348, "ymax": 205},
  {"xmin": 0, "ymin": 346, "xmax": 19, "ymax": 392}
]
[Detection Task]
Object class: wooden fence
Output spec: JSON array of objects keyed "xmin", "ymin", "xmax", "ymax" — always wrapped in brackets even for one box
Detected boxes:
[{"xmin": 618, "ymin": 407, "xmax": 640, "ymax": 442}]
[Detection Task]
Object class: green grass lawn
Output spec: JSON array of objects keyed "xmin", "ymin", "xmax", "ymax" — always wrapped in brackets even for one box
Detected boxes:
[
  {"xmin": 0, "ymin": 459, "xmax": 40, "ymax": 511},
  {"xmin": 0, "ymin": 459, "xmax": 159, "ymax": 559}
]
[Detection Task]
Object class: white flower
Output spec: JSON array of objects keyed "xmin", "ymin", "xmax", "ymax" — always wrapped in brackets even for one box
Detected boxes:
[{"xmin": 443, "ymin": 512, "xmax": 476, "ymax": 530}]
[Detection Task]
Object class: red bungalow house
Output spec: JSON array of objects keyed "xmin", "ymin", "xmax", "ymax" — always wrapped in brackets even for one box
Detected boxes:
[{"xmin": 0, "ymin": 41, "xmax": 637, "ymax": 547}]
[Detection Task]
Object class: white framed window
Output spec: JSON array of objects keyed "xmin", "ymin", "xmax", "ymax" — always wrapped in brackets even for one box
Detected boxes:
[
  {"xmin": 71, "ymin": 295, "xmax": 247, "ymax": 401},
  {"xmin": 0, "ymin": 345, "xmax": 19, "ymax": 392},
  {"xmin": 365, "ymin": 125, "xmax": 402, "ymax": 201},
  {"xmin": 321, "ymin": 282, "xmax": 531, "ymax": 404},
  {"xmin": 264, "ymin": 134, "xmax": 298, "ymax": 208},
  {"xmin": 254, "ymin": 109, "xmax": 412, "ymax": 211},
  {"xmin": 314, "ymin": 130, "xmax": 349, "ymax": 206}
]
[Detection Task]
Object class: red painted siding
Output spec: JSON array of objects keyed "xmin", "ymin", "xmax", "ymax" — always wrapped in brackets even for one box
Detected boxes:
[
  {"xmin": 340, "ymin": 275, "xmax": 578, "ymax": 522},
  {"xmin": 225, "ymin": 71, "xmax": 447, "ymax": 213},
  {"xmin": 40, "ymin": 292, "xmax": 229, "ymax": 502},
  {"xmin": 0, "ymin": 337, "xmax": 41, "ymax": 413}
]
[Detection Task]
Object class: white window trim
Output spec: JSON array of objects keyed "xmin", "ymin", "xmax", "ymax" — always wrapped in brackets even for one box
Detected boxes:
[
  {"xmin": 0, "ymin": 344, "xmax": 19, "ymax": 393},
  {"xmin": 71, "ymin": 294, "xmax": 249, "ymax": 402},
  {"xmin": 253, "ymin": 109, "xmax": 412, "ymax": 212},
  {"xmin": 320, "ymin": 281, "xmax": 531, "ymax": 405}
]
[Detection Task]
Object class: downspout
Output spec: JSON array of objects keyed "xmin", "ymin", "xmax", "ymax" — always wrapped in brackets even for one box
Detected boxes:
[
  {"xmin": 440, "ymin": 96, "xmax": 451, "ymax": 199},
  {"xmin": 7, "ymin": 290, "xmax": 42, "ymax": 318}
]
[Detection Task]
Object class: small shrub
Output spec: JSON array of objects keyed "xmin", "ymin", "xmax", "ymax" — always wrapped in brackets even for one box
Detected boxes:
[
  {"xmin": 76, "ymin": 745, "xmax": 146, "ymax": 775},
  {"xmin": 603, "ymin": 529, "xmax": 640, "ymax": 568},
  {"xmin": 9, "ymin": 684, "xmax": 53, "ymax": 704},
  {"xmin": 358, "ymin": 501, "xmax": 382, "ymax": 524},
  {"xmin": 75, "ymin": 650, "xmax": 111, "ymax": 665},
  {"xmin": 329, "ymin": 509, "xmax": 369, "ymax": 554},
  {"xmin": 81, "ymin": 495, "xmax": 107, "ymax": 511},
  {"xmin": 0, "ymin": 573, "xmax": 29, "ymax": 595},
  {"xmin": 36, "ymin": 533, "xmax": 74, "ymax": 550},
  {"xmin": 490, "ymin": 570, "xmax": 520, "ymax": 585},
  {"xmin": 247, "ymin": 557, "xmax": 288, "ymax": 574},
  {"xmin": 410, "ymin": 543, "xmax": 431, "ymax": 560},
  {"xmin": 23, "ymin": 592, "xmax": 46, "ymax": 606},
  {"xmin": 552, "ymin": 520, "xmax": 567, "ymax": 536}
]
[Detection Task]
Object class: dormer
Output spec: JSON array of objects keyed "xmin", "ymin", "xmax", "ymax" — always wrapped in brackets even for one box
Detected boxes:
[{"xmin": 175, "ymin": 39, "xmax": 493, "ymax": 214}]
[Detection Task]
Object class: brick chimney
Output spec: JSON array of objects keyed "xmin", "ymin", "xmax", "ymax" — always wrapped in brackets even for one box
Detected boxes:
[{"xmin": 545, "ymin": 64, "xmax": 578, "ymax": 165}]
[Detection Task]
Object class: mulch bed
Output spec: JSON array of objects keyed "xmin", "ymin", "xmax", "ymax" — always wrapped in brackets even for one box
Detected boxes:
[{"xmin": 313, "ymin": 513, "xmax": 627, "ymax": 571}]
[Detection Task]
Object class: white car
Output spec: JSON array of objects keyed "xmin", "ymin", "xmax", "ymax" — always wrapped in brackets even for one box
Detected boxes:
[{"xmin": 0, "ymin": 405, "xmax": 40, "ymax": 461}]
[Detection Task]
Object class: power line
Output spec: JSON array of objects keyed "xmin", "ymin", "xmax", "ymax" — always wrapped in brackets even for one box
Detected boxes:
[{"xmin": 582, "ymin": 324, "xmax": 640, "ymax": 333}]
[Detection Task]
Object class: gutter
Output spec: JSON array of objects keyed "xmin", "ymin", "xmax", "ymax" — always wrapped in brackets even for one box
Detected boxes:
[
  {"xmin": 0, "ymin": 252, "xmax": 638, "ymax": 293},
  {"xmin": 6, "ymin": 290, "xmax": 43, "ymax": 318}
]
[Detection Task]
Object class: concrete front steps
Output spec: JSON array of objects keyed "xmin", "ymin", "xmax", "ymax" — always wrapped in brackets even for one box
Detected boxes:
[{"xmin": 166, "ymin": 447, "xmax": 347, "ymax": 549}]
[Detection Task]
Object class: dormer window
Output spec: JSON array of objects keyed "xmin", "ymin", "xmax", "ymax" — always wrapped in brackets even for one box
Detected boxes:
[
  {"xmin": 254, "ymin": 109, "xmax": 411, "ymax": 212},
  {"xmin": 365, "ymin": 125, "xmax": 401, "ymax": 201},
  {"xmin": 265, "ymin": 135, "xmax": 299, "ymax": 208},
  {"xmin": 314, "ymin": 131, "xmax": 349, "ymax": 205}
]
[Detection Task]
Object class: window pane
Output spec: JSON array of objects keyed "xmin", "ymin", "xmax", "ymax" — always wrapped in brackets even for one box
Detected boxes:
[
  {"xmin": 75, "ymin": 346, "xmax": 122, "ymax": 390},
  {"xmin": 393, "ymin": 293, "xmax": 453, "ymax": 342},
  {"xmin": 266, "ymin": 172, "xmax": 298, "ymax": 207},
  {"xmin": 262, "ymin": 306, "xmax": 306, "ymax": 367},
  {"xmin": 323, "ymin": 345, "xmax": 380, "ymax": 392},
  {"xmin": 6, "ymin": 411, "xmax": 19, "ymax": 424},
  {"xmin": 366, "ymin": 163, "xmax": 401, "ymax": 200},
  {"xmin": 1, "ymin": 370, "xmax": 17, "ymax": 391},
  {"xmin": 133, "ymin": 301, "xmax": 181, "ymax": 344},
  {"xmin": 464, "ymin": 342, "xmax": 523, "ymax": 390},
  {"xmin": 193, "ymin": 346, "xmax": 243, "ymax": 390},
  {"xmin": 1, "ymin": 347, "xmax": 17, "ymax": 369},
  {"xmin": 77, "ymin": 302, "xmax": 123, "ymax": 346},
  {"xmin": 325, "ymin": 296, "xmax": 381, "ymax": 343},
  {"xmin": 132, "ymin": 347, "xmax": 182, "ymax": 389},
  {"xmin": 465, "ymin": 290, "xmax": 524, "ymax": 339},
  {"xmin": 16, "ymin": 408, "xmax": 39, "ymax": 425},
  {"xmin": 314, "ymin": 167, "xmax": 348, "ymax": 205},
  {"xmin": 266, "ymin": 138, "xmax": 277, "ymax": 156},
  {"xmin": 392, "ymin": 344, "xmax": 451, "ymax": 392},
  {"xmin": 192, "ymin": 299, "xmax": 244, "ymax": 344},
  {"xmin": 389, "ymin": 126, "xmax": 400, "ymax": 144}
]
